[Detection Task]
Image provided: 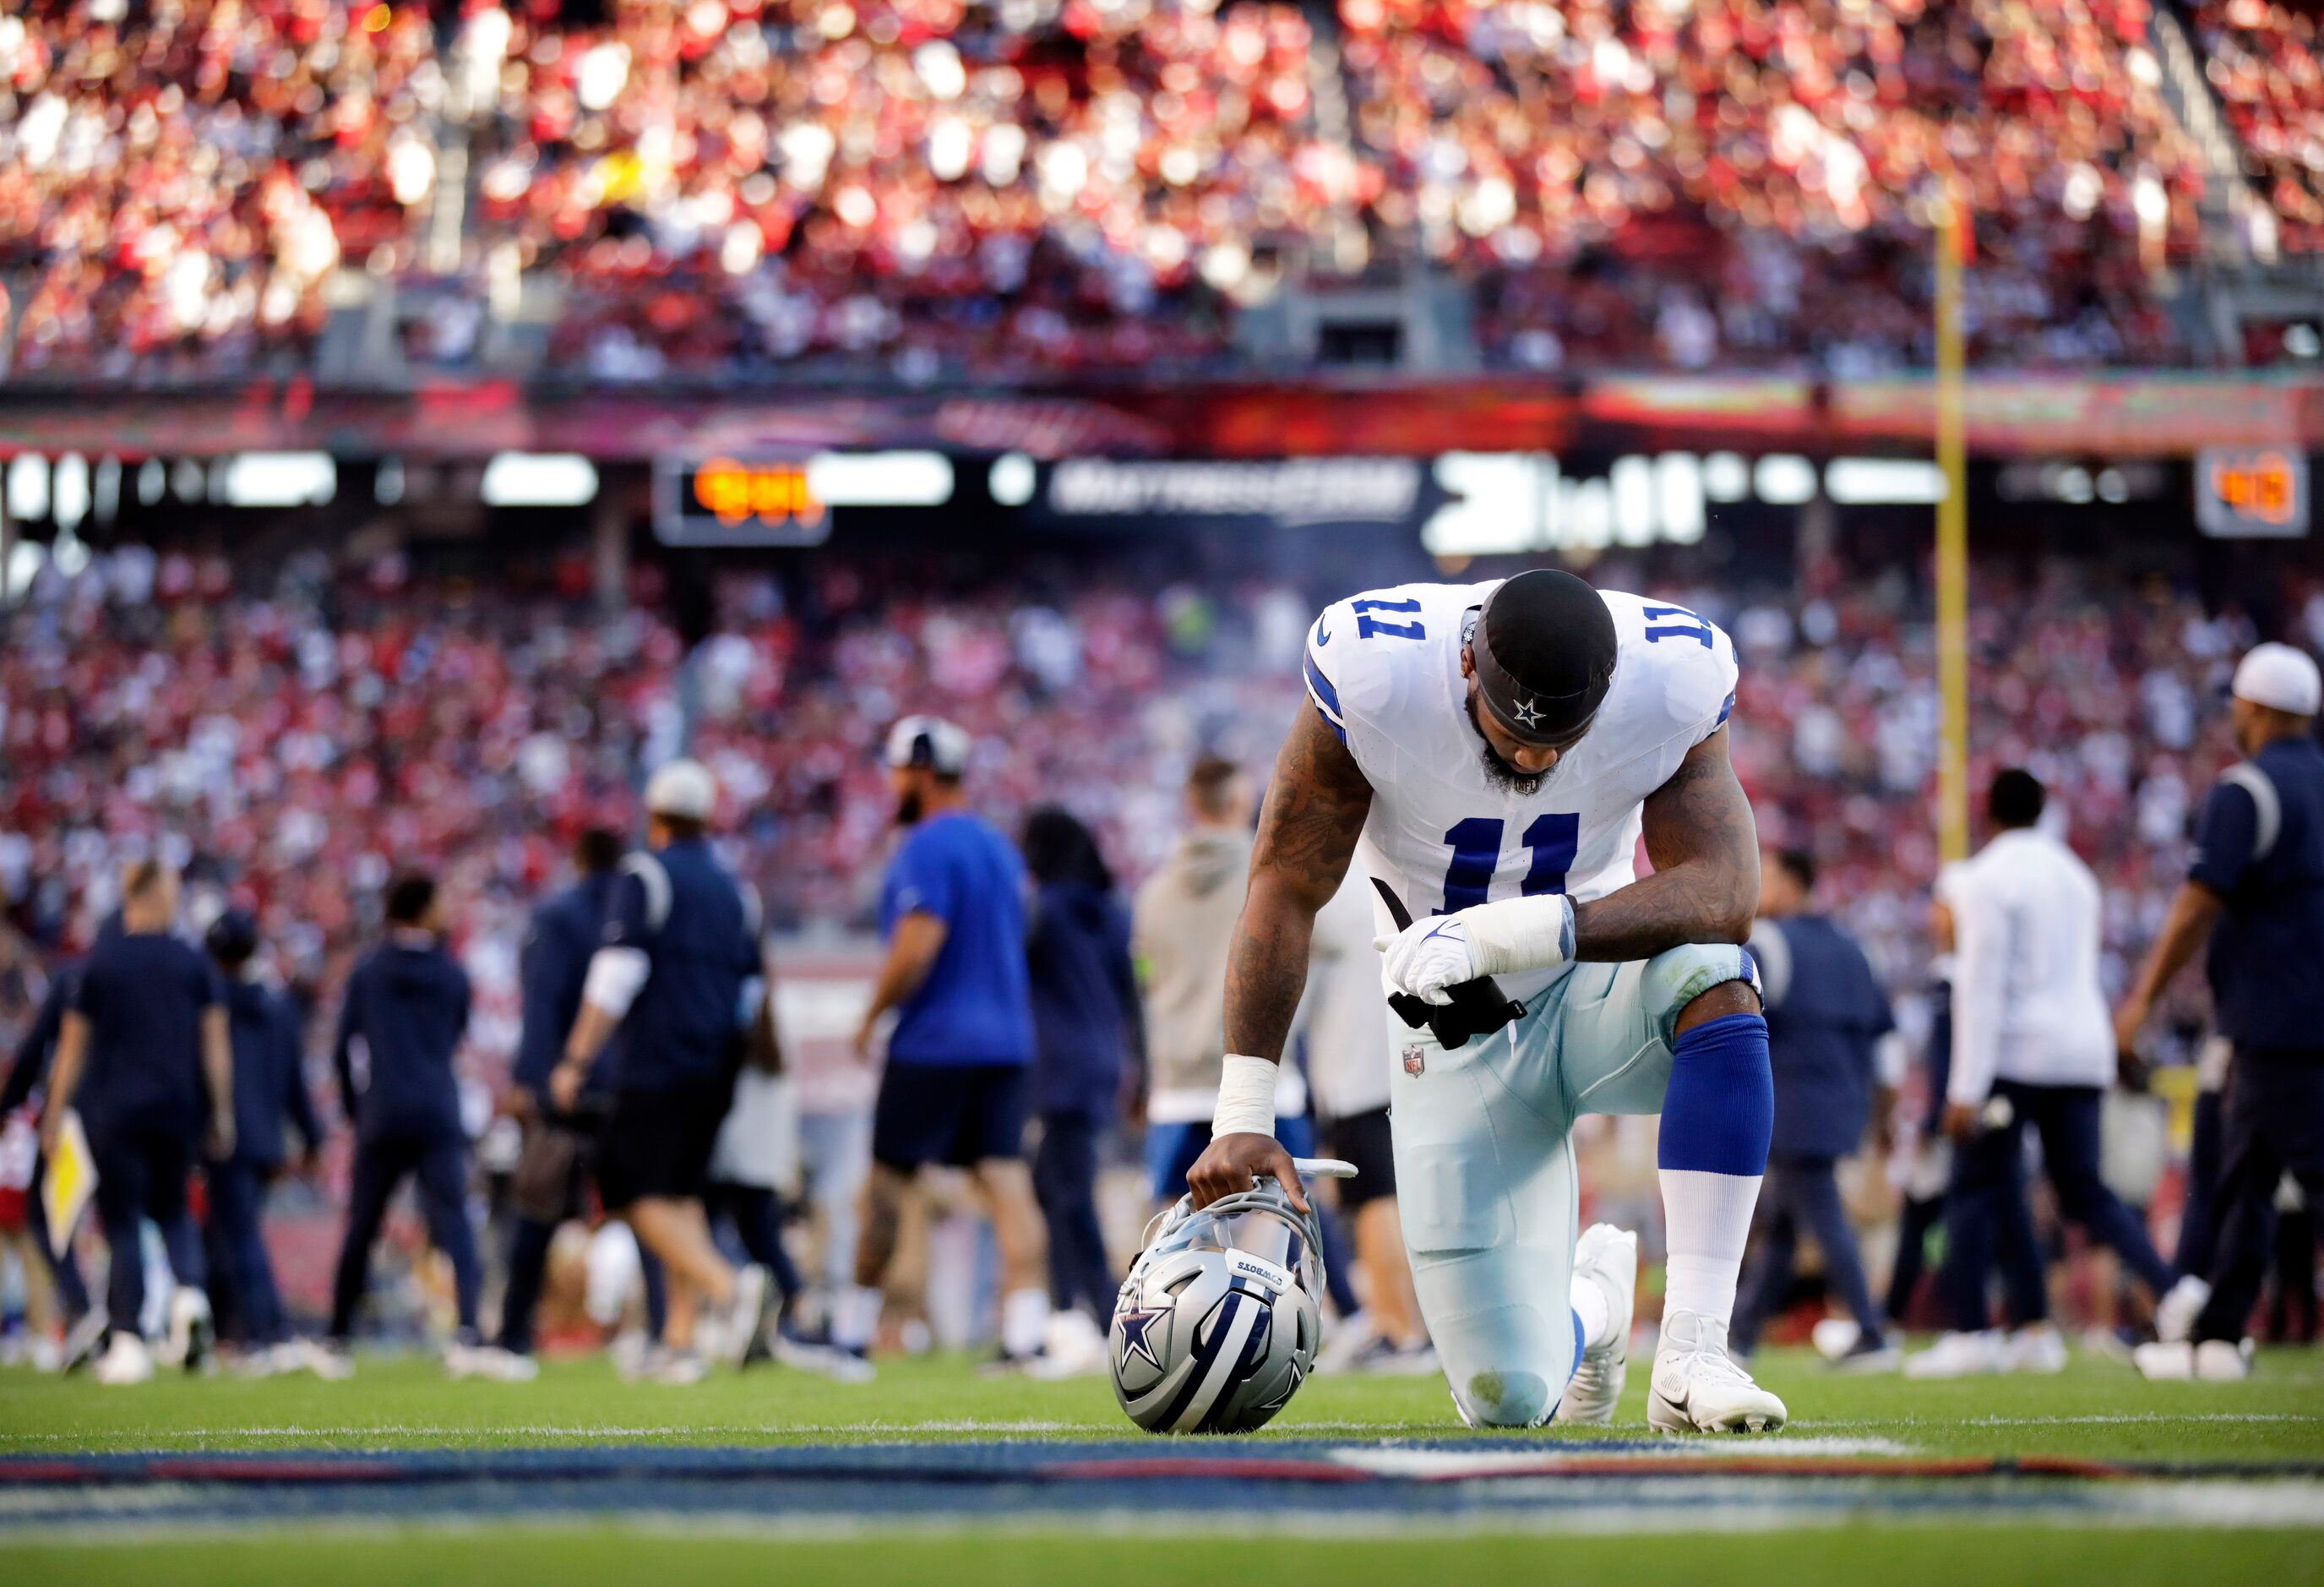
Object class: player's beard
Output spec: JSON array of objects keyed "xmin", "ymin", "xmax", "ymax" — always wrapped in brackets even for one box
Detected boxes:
[
  {"xmin": 1465, "ymin": 691, "xmax": 1548, "ymax": 798},
  {"xmin": 895, "ymin": 788, "xmax": 923, "ymax": 826}
]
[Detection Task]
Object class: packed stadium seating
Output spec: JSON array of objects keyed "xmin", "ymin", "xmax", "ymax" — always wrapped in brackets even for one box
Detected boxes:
[
  {"xmin": 2, "ymin": 542, "xmax": 2305, "ymax": 1084},
  {"xmin": 0, "ymin": 0, "xmax": 2237, "ymax": 379},
  {"xmin": 2193, "ymin": 0, "xmax": 2324, "ymax": 254}
]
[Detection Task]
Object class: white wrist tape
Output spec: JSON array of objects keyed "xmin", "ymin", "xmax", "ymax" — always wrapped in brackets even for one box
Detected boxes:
[
  {"xmin": 1460, "ymin": 893, "xmax": 1576, "ymax": 977},
  {"xmin": 580, "ymin": 946, "xmax": 650, "ymax": 1020},
  {"xmin": 1212, "ymin": 1054, "xmax": 1279, "ymax": 1138}
]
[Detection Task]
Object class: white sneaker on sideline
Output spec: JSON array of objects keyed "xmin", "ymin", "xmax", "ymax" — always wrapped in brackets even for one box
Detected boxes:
[
  {"xmin": 2135, "ymin": 1339, "xmax": 2250, "ymax": 1382},
  {"xmin": 1554, "ymin": 1224, "xmax": 1637, "ymax": 1426},
  {"xmin": 1647, "ymin": 1309, "xmax": 1786, "ymax": 1434},
  {"xmin": 1315, "ymin": 1312, "xmax": 1378, "ymax": 1375},
  {"xmin": 1025, "ymin": 1309, "xmax": 1108, "ymax": 1380},
  {"xmin": 2155, "ymin": 1275, "xmax": 2211, "ymax": 1344},
  {"xmin": 2002, "ymin": 1324, "xmax": 2068, "ymax": 1375},
  {"xmin": 1810, "ymin": 1317, "xmax": 1862, "ymax": 1362},
  {"xmin": 93, "ymin": 1333, "xmax": 154, "ymax": 1387},
  {"xmin": 640, "ymin": 1345, "xmax": 709, "ymax": 1386},
  {"xmin": 164, "ymin": 1288, "xmax": 215, "ymax": 1374},
  {"xmin": 62, "ymin": 1308, "xmax": 110, "ymax": 1374},
  {"xmin": 302, "ymin": 1340, "xmax": 357, "ymax": 1382},
  {"xmin": 28, "ymin": 1335, "xmax": 63, "ymax": 1373},
  {"xmin": 1904, "ymin": 1329, "xmax": 2007, "ymax": 1378},
  {"xmin": 445, "ymin": 1342, "xmax": 541, "ymax": 1382},
  {"xmin": 771, "ymin": 1333, "xmax": 877, "ymax": 1384},
  {"xmin": 723, "ymin": 1266, "xmax": 773, "ymax": 1368}
]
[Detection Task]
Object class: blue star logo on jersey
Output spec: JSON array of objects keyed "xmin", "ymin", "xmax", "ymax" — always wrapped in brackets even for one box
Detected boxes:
[{"xmin": 1116, "ymin": 1308, "xmax": 1165, "ymax": 1374}]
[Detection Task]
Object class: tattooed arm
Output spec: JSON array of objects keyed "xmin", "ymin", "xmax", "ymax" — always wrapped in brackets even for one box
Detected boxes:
[
  {"xmin": 1188, "ymin": 703, "xmax": 1373, "ymax": 1208},
  {"xmin": 1572, "ymin": 725, "xmax": 1760, "ymax": 961}
]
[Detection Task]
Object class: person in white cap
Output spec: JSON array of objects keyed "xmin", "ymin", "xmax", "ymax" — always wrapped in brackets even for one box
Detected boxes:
[
  {"xmin": 2119, "ymin": 641, "xmax": 2324, "ymax": 1381},
  {"xmin": 552, "ymin": 757, "xmax": 776, "ymax": 1381}
]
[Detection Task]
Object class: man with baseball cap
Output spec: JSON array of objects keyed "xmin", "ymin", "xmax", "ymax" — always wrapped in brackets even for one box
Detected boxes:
[
  {"xmin": 553, "ymin": 758, "xmax": 774, "ymax": 1379},
  {"xmin": 2119, "ymin": 641, "xmax": 2324, "ymax": 1379},
  {"xmin": 832, "ymin": 717, "xmax": 1050, "ymax": 1368}
]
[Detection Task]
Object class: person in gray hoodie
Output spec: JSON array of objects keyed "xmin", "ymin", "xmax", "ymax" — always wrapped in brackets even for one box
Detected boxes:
[{"xmin": 1133, "ymin": 756, "xmax": 1312, "ymax": 1209}]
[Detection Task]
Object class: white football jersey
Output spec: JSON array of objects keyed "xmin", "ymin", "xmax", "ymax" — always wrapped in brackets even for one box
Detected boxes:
[{"xmin": 1302, "ymin": 581, "xmax": 1738, "ymax": 928}]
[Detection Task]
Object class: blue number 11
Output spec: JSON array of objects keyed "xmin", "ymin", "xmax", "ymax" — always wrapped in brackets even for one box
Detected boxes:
[{"xmin": 1438, "ymin": 812, "xmax": 1581, "ymax": 913}]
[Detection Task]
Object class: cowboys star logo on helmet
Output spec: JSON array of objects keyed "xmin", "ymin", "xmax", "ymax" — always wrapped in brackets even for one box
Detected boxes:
[{"xmin": 1109, "ymin": 1170, "xmax": 1334, "ymax": 1435}]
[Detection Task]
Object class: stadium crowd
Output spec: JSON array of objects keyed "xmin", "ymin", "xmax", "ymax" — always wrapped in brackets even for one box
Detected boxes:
[
  {"xmin": 0, "ymin": 0, "xmax": 2278, "ymax": 379},
  {"xmin": 2191, "ymin": 0, "xmax": 2324, "ymax": 255}
]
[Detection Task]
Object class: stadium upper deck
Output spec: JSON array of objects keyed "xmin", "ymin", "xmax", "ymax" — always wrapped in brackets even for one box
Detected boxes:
[{"xmin": 2, "ymin": 0, "xmax": 2309, "ymax": 382}]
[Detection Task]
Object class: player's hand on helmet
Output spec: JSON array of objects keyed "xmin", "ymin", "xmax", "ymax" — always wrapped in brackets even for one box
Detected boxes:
[
  {"xmin": 1187, "ymin": 1132, "xmax": 1310, "ymax": 1213},
  {"xmin": 1374, "ymin": 911, "xmax": 1480, "ymax": 1006}
]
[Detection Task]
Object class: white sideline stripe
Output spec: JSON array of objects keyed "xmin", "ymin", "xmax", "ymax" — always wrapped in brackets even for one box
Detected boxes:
[{"xmin": 1332, "ymin": 1436, "xmax": 1915, "ymax": 1475}]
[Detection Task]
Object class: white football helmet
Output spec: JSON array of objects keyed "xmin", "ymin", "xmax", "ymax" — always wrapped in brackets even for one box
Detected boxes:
[{"xmin": 1110, "ymin": 1163, "xmax": 1348, "ymax": 1434}]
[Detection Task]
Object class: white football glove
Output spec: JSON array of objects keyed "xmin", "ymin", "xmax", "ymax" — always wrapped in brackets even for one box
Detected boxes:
[
  {"xmin": 1374, "ymin": 893, "xmax": 1577, "ymax": 1004},
  {"xmin": 1374, "ymin": 913, "xmax": 1481, "ymax": 1006}
]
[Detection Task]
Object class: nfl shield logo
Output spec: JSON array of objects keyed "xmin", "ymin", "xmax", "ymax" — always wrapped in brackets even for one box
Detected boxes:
[{"xmin": 1401, "ymin": 1045, "xmax": 1426, "ymax": 1077}]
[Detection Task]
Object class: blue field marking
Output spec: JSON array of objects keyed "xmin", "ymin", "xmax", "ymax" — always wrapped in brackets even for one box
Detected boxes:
[{"xmin": 3, "ymin": 1442, "xmax": 2321, "ymax": 1535}]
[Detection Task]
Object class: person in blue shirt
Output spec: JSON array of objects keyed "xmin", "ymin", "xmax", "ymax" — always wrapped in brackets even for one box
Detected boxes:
[
  {"xmin": 201, "ymin": 910, "xmax": 321, "ymax": 1367},
  {"xmin": 494, "ymin": 828, "xmax": 651, "ymax": 1366},
  {"xmin": 1020, "ymin": 806, "xmax": 1142, "ymax": 1344},
  {"xmin": 1732, "ymin": 849, "xmax": 1902, "ymax": 1370},
  {"xmin": 833, "ymin": 717, "xmax": 1050, "ymax": 1367},
  {"xmin": 2120, "ymin": 643, "xmax": 2324, "ymax": 1379},
  {"xmin": 41, "ymin": 864, "xmax": 234, "ymax": 1384},
  {"xmin": 325, "ymin": 873, "xmax": 509, "ymax": 1377},
  {"xmin": 552, "ymin": 761, "xmax": 773, "ymax": 1378}
]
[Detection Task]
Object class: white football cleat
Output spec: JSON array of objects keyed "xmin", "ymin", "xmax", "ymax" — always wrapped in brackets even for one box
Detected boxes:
[
  {"xmin": 1553, "ymin": 1224, "xmax": 1636, "ymax": 1425},
  {"xmin": 1904, "ymin": 1329, "xmax": 2007, "ymax": 1378},
  {"xmin": 1648, "ymin": 1309, "xmax": 1786, "ymax": 1434},
  {"xmin": 93, "ymin": 1333, "xmax": 154, "ymax": 1387},
  {"xmin": 2001, "ymin": 1323, "xmax": 2067, "ymax": 1374},
  {"xmin": 2154, "ymin": 1275, "xmax": 2210, "ymax": 1344}
]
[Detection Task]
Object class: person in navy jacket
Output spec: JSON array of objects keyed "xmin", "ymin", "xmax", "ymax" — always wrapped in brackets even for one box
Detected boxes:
[
  {"xmin": 1731, "ymin": 849, "xmax": 1902, "ymax": 1370},
  {"xmin": 324, "ymin": 874, "xmax": 509, "ymax": 1377},
  {"xmin": 495, "ymin": 829, "xmax": 634, "ymax": 1364},
  {"xmin": 202, "ymin": 910, "xmax": 320, "ymax": 1363},
  {"xmin": 1020, "ymin": 807, "xmax": 1143, "ymax": 1341}
]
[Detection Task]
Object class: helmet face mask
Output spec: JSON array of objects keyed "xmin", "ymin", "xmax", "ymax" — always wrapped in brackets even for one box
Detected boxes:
[{"xmin": 1110, "ymin": 1180, "xmax": 1326, "ymax": 1435}]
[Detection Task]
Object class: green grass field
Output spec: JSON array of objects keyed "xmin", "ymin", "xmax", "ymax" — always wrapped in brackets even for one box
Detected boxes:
[
  {"xmin": 7, "ymin": 1348, "xmax": 2323, "ymax": 1586},
  {"xmin": 6, "ymin": 1345, "xmax": 2322, "ymax": 1461}
]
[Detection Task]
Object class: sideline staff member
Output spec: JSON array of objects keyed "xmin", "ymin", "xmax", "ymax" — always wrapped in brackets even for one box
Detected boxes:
[
  {"xmin": 497, "ymin": 828, "xmax": 628, "ymax": 1366},
  {"xmin": 1733, "ymin": 848, "xmax": 1900, "ymax": 1370},
  {"xmin": 41, "ymin": 863, "xmax": 233, "ymax": 1385},
  {"xmin": 203, "ymin": 909, "xmax": 321, "ymax": 1366},
  {"xmin": 552, "ymin": 761, "xmax": 772, "ymax": 1373},
  {"xmin": 327, "ymin": 873, "xmax": 508, "ymax": 1377},
  {"xmin": 2122, "ymin": 643, "xmax": 2324, "ymax": 1380},
  {"xmin": 837, "ymin": 717, "xmax": 1050, "ymax": 1367}
]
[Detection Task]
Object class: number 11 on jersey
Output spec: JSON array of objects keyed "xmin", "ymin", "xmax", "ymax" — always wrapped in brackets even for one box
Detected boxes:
[{"xmin": 1439, "ymin": 812, "xmax": 1581, "ymax": 912}]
